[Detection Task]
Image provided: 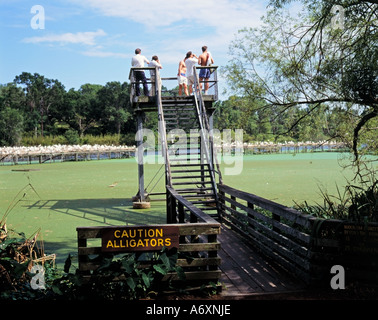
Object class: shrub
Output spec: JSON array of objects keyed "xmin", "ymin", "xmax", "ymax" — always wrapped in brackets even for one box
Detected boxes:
[{"xmin": 64, "ymin": 129, "xmax": 80, "ymax": 145}]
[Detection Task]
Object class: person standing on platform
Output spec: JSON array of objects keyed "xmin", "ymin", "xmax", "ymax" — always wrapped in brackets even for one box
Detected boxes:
[
  {"xmin": 184, "ymin": 51, "xmax": 198, "ymax": 95},
  {"xmin": 131, "ymin": 48, "xmax": 150, "ymax": 96},
  {"xmin": 177, "ymin": 56, "xmax": 188, "ymax": 96},
  {"xmin": 148, "ymin": 55, "xmax": 163, "ymax": 96},
  {"xmin": 198, "ymin": 46, "xmax": 214, "ymax": 95}
]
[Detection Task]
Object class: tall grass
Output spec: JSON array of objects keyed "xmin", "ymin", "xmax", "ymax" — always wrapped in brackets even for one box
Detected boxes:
[
  {"xmin": 294, "ymin": 178, "xmax": 378, "ymax": 222},
  {"xmin": 21, "ymin": 133, "xmax": 136, "ymax": 146}
]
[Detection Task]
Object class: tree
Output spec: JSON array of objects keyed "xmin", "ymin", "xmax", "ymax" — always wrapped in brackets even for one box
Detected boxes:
[
  {"xmin": 0, "ymin": 107, "xmax": 24, "ymax": 146},
  {"xmin": 97, "ymin": 81, "xmax": 131, "ymax": 135},
  {"xmin": 63, "ymin": 84, "xmax": 103, "ymax": 137},
  {"xmin": 224, "ymin": 0, "xmax": 377, "ymax": 159},
  {"xmin": 14, "ymin": 72, "xmax": 65, "ymax": 137}
]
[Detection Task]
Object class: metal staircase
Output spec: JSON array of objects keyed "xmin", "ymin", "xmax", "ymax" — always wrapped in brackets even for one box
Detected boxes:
[
  {"xmin": 130, "ymin": 65, "xmax": 221, "ymax": 221},
  {"xmin": 161, "ymin": 95, "xmax": 220, "ymax": 219}
]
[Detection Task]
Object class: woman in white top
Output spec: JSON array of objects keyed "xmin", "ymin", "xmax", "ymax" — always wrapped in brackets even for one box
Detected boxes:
[
  {"xmin": 184, "ymin": 51, "xmax": 198, "ymax": 95},
  {"xmin": 148, "ymin": 56, "xmax": 163, "ymax": 96}
]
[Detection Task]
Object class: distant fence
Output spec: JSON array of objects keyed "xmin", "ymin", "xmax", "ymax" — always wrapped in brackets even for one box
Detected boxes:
[{"xmin": 218, "ymin": 183, "xmax": 378, "ymax": 285}]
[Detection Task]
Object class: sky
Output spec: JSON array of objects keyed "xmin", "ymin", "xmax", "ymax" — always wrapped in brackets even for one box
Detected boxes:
[{"xmin": 0, "ymin": 0, "xmax": 270, "ymax": 98}]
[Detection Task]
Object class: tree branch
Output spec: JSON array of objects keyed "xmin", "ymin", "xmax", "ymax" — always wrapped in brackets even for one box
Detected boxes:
[{"xmin": 353, "ymin": 108, "xmax": 378, "ymax": 161}]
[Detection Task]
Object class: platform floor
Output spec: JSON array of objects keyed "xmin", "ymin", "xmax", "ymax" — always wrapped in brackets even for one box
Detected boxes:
[{"xmin": 217, "ymin": 225, "xmax": 307, "ymax": 298}]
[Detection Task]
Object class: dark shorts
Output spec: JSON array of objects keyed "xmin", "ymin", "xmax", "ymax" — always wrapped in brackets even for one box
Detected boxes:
[{"xmin": 199, "ymin": 68, "xmax": 211, "ymax": 79}]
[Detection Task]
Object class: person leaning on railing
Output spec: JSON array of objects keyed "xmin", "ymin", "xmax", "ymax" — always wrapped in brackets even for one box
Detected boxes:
[{"xmin": 148, "ymin": 55, "xmax": 163, "ymax": 96}]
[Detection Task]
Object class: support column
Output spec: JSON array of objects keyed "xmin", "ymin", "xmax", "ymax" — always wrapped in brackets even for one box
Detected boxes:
[
  {"xmin": 133, "ymin": 110, "xmax": 149, "ymax": 209},
  {"xmin": 137, "ymin": 111, "xmax": 145, "ymax": 202}
]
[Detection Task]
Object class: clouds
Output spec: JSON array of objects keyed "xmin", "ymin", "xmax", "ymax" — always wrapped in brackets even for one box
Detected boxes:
[
  {"xmin": 66, "ymin": 0, "xmax": 266, "ymax": 62},
  {"xmin": 23, "ymin": 29, "xmax": 107, "ymax": 46},
  {"xmin": 1, "ymin": 0, "xmax": 269, "ymax": 93},
  {"xmin": 81, "ymin": 49, "xmax": 128, "ymax": 58},
  {"xmin": 22, "ymin": 0, "xmax": 265, "ymax": 58},
  {"xmin": 75, "ymin": 0, "xmax": 264, "ymax": 31}
]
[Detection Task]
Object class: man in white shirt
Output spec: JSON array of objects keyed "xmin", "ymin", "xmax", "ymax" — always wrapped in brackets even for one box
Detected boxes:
[
  {"xmin": 131, "ymin": 48, "xmax": 150, "ymax": 96},
  {"xmin": 184, "ymin": 51, "xmax": 198, "ymax": 95}
]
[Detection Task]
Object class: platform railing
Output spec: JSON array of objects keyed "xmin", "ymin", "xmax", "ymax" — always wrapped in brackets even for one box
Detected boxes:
[{"xmin": 129, "ymin": 66, "xmax": 218, "ymax": 104}]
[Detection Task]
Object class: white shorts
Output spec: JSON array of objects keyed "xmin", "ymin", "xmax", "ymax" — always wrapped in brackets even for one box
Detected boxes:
[
  {"xmin": 187, "ymin": 75, "xmax": 195, "ymax": 86},
  {"xmin": 177, "ymin": 75, "xmax": 187, "ymax": 85}
]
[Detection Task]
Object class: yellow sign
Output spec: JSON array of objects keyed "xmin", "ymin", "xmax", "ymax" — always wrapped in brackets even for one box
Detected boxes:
[{"xmin": 101, "ymin": 226, "xmax": 179, "ymax": 252}]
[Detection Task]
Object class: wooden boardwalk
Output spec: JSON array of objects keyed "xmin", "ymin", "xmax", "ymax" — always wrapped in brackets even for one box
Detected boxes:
[{"xmin": 217, "ymin": 225, "xmax": 306, "ymax": 298}]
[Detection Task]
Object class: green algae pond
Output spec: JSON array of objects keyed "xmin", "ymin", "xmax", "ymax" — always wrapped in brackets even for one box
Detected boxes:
[{"xmin": 0, "ymin": 152, "xmax": 370, "ymax": 266}]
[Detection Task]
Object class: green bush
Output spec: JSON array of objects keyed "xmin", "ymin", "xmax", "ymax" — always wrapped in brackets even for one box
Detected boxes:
[
  {"xmin": 51, "ymin": 248, "xmax": 186, "ymax": 300},
  {"xmin": 64, "ymin": 129, "xmax": 80, "ymax": 145}
]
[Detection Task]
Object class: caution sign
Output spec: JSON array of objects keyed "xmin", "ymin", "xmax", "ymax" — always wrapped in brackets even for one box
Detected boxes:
[
  {"xmin": 343, "ymin": 223, "xmax": 378, "ymax": 254},
  {"xmin": 101, "ymin": 226, "xmax": 179, "ymax": 253}
]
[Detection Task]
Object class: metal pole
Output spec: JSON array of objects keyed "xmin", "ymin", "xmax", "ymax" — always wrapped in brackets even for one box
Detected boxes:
[{"xmin": 136, "ymin": 111, "xmax": 145, "ymax": 202}]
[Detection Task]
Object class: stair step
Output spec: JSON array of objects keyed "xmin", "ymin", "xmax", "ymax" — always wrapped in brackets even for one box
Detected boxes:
[
  {"xmin": 175, "ymin": 187, "xmax": 214, "ymax": 193},
  {"xmin": 172, "ymin": 181, "xmax": 212, "ymax": 186},
  {"xmin": 169, "ymin": 158, "xmax": 201, "ymax": 161},
  {"xmin": 189, "ymin": 199, "xmax": 217, "ymax": 205},
  {"xmin": 168, "ymin": 152, "xmax": 201, "ymax": 157},
  {"xmin": 171, "ymin": 175, "xmax": 210, "ymax": 179},
  {"xmin": 163, "ymin": 107, "xmax": 194, "ymax": 111},
  {"xmin": 170, "ymin": 165, "xmax": 209, "ymax": 169},
  {"xmin": 171, "ymin": 169, "xmax": 206, "ymax": 173},
  {"xmin": 193, "ymin": 206, "xmax": 218, "ymax": 211},
  {"xmin": 181, "ymin": 193, "xmax": 215, "ymax": 198}
]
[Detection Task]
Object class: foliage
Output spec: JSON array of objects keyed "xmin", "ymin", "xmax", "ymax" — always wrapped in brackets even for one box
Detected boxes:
[
  {"xmin": 224, "ymin": 0, "xmax": 377, "ymax": 158},
  {"xmin": 20, "ymin": 133, "xmax": 135, "ymax": 147},
  {"xmin": 14, "ymin": 72, "xmax": 65, "ymax": 137},
  {"xmin": 0, "ymin": 229, "xmax": 192, "ymax": 301},
  {"xmin": 51, "ymin": 248, "xmax": 186, "ymax": 300},
  {"xmin": 295, "ymin": 176, "xmax": 378, "ymax": 222},
  {"xmin": 0, "ymin": 74, "xmax": 134, "ymax": 145},
  {"xmin": 0, "ymin": 107, "xmax": 24, "ymax": 146},
  {"xmin": 0, "ymin": 226, "xmax": 59, "ymax": 300}
]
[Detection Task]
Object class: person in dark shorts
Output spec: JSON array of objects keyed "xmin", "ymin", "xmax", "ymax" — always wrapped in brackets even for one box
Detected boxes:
[{"xmin": 198, "ymin": 46, "xmax": 214, "ymax": 95}]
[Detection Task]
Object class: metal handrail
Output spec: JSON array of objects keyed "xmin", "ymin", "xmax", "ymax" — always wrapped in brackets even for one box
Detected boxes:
[
  {"xmin": 166, "ymin": 185, "xmax": 220, "ymax": 224},
  {"xmin": 192, "ymin": 66, "xmax": 221, "ymax": 216},
  {"xmin": 155, "ymin": 67, "xmax": 172, "ymax": 187},
  {"xmin": 193, "ymin": 66, "xmax": 223, "ymax": 185}
]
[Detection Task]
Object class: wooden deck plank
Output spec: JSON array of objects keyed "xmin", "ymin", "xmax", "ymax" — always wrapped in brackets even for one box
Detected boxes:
[{"xmin": 218, "ymin": 225, "xmax": 306, "ymax": 297}]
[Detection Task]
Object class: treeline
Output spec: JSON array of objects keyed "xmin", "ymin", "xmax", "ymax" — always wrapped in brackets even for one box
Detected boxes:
[
  {"xmin": 0, "ymin": 72, "xmax": 150, "ymax": 146},
  {"xmin": 213, "ymin": 95, "xmax": 354, "ymax": 143},
  {"xmin": 0, "ymin": 71, "xmax": 364, "ymax": 147}
]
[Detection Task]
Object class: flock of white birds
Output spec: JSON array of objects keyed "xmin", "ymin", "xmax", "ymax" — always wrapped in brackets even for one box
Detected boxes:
[
  {"xmin": 0, "ymin": 140, "xmax": 343, "ymax": 159},
  {"xmin": 0, "ymin": 144, "xmax": 136, "ymax": 158}
]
